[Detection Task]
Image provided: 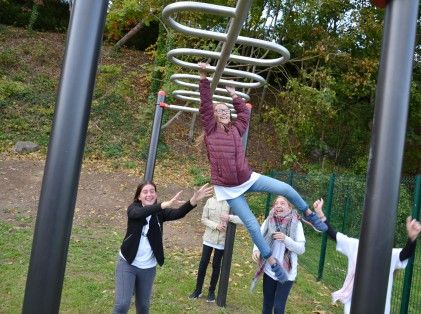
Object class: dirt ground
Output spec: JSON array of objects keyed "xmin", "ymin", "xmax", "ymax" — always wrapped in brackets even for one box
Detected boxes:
[{"xmin": 0, "ymin": 158, "xmax": 205, "ymax": 250}]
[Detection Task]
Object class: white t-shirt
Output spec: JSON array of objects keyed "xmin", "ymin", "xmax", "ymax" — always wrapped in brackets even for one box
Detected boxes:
[
  {"xmin": 335, "ymin": 232, "xmax": 408, "ymax": 314},
  {"xmin": 119, "ymin": 216, "xmax": 157, "ymax": 269},
  {"xmin": 214, "ymin": 172, "xmax": 260, "ymax": 201}
]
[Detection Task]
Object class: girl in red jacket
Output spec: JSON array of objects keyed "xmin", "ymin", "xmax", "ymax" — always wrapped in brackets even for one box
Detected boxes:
[{"xmin": 198, "ymin": 62, "xmax": 326, "ymax": 282}]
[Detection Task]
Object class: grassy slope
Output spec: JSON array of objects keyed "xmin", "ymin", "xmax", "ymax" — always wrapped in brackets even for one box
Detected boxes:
[{"xmin": 0, "ymin": 25, "xmax": 287, "ymax": 184}]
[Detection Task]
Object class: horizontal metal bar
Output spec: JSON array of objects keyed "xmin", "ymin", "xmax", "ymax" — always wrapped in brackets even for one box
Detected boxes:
[
  {"xmin": 172, "ymin": 90, "xmax": 247, "ymax": 104},
  {"xmin": 170, "ymin": 73, "xmax": 261, "ymax": 90},
  {"xmin": 160, "ymin": 102, "xmax": 239, "ymax": 118}
]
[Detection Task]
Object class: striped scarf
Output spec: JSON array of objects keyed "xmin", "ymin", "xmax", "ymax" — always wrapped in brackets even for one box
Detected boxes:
[{"xmin": 250, "ymin": 209, "xmax": 299, "ymax": 291}]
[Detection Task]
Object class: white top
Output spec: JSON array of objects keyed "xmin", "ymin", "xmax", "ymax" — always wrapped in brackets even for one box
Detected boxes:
[
  {"xmin": 120, "ymin": 216, "xmax": 157, "ymax": 269},
  {"xmin": 214, "ymin": 172, "xmax": 261, "ymax": 201},
  {"xmin": 336, "ymin": 232, "xmax": 408, "ymax": 314},
  {"xmin": 253, "ymin": 220, "xmax": 305, "ymax": 281}
]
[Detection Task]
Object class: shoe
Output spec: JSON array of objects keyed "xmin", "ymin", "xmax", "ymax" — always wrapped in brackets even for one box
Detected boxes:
[
  {"xmin": 206, "ymin": 291, "xmax": 215, "ymax": 302},
  {"xmin": 271, "ymin": 260, "xmax": 288, "ymax": 283},
  {"xmin": 302, "ymin": 212, "xmax": 328, "ymax": 232},
  {"xmin": 189, "ymin": 290, "xmax": 202, "ymax": 299}
]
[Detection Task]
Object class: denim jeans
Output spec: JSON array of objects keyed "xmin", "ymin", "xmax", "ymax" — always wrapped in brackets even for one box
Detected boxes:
[
  {"xmin": 113, "ymin": 257, "xmax": 156, "ymax": 314},
  {"xmin": 227, "ymin": 174, "xmax": 308, "ymax": 259}
]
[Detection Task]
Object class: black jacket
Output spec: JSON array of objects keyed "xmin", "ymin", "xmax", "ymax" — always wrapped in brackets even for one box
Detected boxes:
[{"xmin": 120, "ymin": 200, "xmax": 196, "ymax": 266}]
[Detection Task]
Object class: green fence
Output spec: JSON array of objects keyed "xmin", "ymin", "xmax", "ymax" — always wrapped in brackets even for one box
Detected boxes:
[{"xmin": 262, "ymin": 171, "xmax": 421, "ymax": 313}]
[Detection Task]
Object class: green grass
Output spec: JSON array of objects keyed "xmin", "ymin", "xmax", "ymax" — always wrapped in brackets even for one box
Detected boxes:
[{"xmin": 0, "ymin": 209, "xmax": 342, "ymax": 313}]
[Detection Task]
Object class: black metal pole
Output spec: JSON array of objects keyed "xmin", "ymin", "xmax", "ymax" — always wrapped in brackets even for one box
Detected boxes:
[
  {"xmin": 22, "ymin": 1, "xmax": 108, "ymax": 313},
  {"xmin": 351, "ymin": 1, "xmax": 419, "ymax": 313},
  {"xmin": 217, "ymin": 105, "xmax": 252, "ymax": 307},
  {"xmin": 144, "ymin": 91, "xmax": 166, "ymax": 181}
]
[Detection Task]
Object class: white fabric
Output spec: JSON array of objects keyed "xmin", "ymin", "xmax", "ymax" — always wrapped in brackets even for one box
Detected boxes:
[
  {"xmin": 214, "ymin": 172, "xmax": 261, "ymax": 201},
  {"xmin": 253, "ymin": 220, "xmax": 305, "ymax": 281},
  {"xmin": 131, "ymin": 216, "xmax": 157, "ymax": 269},
  {"xmin": 335, "ymin": 232, "xmax": 408, "ymax": 314},
  {"xmin": 203, "ymin": 240, "xmax": 224, "ymax": 250}
]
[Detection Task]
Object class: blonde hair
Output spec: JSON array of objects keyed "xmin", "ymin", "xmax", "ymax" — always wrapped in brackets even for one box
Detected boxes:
[{"xmin": 272, "ymin": 196, "xmax": 294, "ymax": 209}]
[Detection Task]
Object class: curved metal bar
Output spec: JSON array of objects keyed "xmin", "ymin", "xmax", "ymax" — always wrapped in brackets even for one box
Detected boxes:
[
  {"xmin": 162, "ymin": 2, "xmax": 290, "ymax": 66},
  {"xmin": 170, "ymin": 73, "xmax": 260, "ymax": 91},
  {"xmin": 172, "ymin": 88, "xmax": 250, "ymax": 101},
  {"xmin": 172, "ymin": 89, "xmax": 249, "ymax": 105}
]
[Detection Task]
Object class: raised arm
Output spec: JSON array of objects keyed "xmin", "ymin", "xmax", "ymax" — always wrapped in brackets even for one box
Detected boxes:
[
  {"xmin": 162, "ymin": 184, "xmax": 213, "ymax": 222},
  {"xmin": 400, "ymin": 216, "xmax": 421, "ymax": 261},
  {"xmin": 198, "ymin": 63, "xmax": 217, "ymax": 135},
  {"xmin": 225, "ymin": 84, "xmax": 250, "ymax": 136},
  {"xmin": 127, "ymin": 202, "xmax": 162, "ymax": 219},
  {"xmin": 313, "ymin": 198, "xmax": 337, "ymax": 241}
]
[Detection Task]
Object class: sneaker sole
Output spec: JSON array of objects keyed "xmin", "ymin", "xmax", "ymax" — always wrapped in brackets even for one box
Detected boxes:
[
  {"xmin": 301, "ymin": 218, "xmax": 324, "ymax": 233},
  {"xmin": 206, "ymin": 299, "xmax": 215, "ymax": 303},
  {"xmin": 189, "ymin": 294, "xmax": 202, "ymax": 300}
]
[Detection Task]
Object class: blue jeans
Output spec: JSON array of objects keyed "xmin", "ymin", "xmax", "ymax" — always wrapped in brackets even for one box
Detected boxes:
[{"xmin": 227, "ymin": 174, "xmax": 308, "ymax": 259}]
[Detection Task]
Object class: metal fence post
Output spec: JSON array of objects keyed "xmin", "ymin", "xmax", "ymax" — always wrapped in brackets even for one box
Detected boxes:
[
  {"xmin": 317, "ymin": 173, "xmax": 336, "ymax": 281},
  {"xmin": 399, "ymin": 175, "xmax": 421, "ymax": 313}
]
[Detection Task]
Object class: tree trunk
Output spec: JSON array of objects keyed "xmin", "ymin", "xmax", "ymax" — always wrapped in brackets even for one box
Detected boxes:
[{"xmin": 114, "ymin": 22, "xmax": 144, "ymax": 49}]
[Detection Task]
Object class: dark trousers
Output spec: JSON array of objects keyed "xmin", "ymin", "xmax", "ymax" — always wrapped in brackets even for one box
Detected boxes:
[
  {"xmin": 194, "ymin": 244, "xmax": 224, "ymax": 293},
  {"xmin": 262, "ymin": 273, "xmax": 294, "ymax": 314}
]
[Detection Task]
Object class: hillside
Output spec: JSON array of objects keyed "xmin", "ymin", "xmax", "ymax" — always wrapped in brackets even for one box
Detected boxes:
[{"xmin": 0, "ymin": 26, "xmax": 285, "ymax": 185}]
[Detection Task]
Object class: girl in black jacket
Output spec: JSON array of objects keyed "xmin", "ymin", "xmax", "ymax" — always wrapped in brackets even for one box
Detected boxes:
[{"xmin": 113, "ymin": 181, "xmax": 213, "ymax": 314}]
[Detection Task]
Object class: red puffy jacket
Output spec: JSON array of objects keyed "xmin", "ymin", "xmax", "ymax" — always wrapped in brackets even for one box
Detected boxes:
[{"xmin": 199, "ymin": 79, "xmax": 252, "ymax": 186}]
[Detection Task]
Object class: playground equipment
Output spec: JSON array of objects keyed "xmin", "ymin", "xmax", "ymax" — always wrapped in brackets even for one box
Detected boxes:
[
  {"xmin": 21, "ymin": 0, "xmax": 419, "ymax": 313},
  {"xmin": 157, "ymin": 1, "xmax": 290, "ymax": 307}
]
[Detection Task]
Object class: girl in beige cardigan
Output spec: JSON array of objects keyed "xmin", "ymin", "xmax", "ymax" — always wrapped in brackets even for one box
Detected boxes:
[{"xmin": 189, "ymin": 195, "xmax": 242, "ymax": 302}]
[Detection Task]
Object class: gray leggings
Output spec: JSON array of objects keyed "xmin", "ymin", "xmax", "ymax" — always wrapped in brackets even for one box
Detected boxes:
[{"xmin": 113, "ymin": 257, "xmax": 157, "ymax": 314}]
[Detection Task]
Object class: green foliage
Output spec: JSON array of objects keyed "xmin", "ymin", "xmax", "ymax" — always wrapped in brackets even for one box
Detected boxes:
[
  {"xmin": 188, "ymin": 166, "xmax": 209, "ymax": 186},
  {"xmin": 0, "ymin": 0, "xmax": 70, "ymax": 32}
]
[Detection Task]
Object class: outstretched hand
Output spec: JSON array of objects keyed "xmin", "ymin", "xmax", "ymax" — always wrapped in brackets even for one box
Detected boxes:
[
  {"xmin": 190, "ymin": 183, "xmax": 214, "ymax": 206},
  {"xmin": 225, "ymin": 85, "xmax": 237, "ymax": 98},
  {"xmin": 406, "ymin": 216, "xmax": 421, "ymax": 241},
  {"xmin": 161, "ymin": 191, "xmax": 184, "ymax": 209},
  {"xmin": 313, "ymin": 198, "xmax": 325, "ymax": 221}
]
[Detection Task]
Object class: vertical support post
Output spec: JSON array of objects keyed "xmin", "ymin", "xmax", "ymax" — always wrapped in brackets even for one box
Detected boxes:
[
  {"xmin": 22, "ymin": 1, "xmax": 108, "ymax": 313},
  {"xmin": 211, "ymin": 0, "xmax": 253, "ymax": 92},
  {"xmin": 217, "ymin": 104, "xmax": 252, "ymax": 307},
  {"xmin": 317, "ymin": 173, "xmax": 335, "ymax": 281},
  {"xmin": 399, "ymin": 175, "xmax": 421, "ymax": 314},
  {"xmin": 144, "ymin": 91, "xmax": 166, "ymax": 181},
  {"xmin": 351, "ymin": 1, "xmax": 419, "ymax": 312}
]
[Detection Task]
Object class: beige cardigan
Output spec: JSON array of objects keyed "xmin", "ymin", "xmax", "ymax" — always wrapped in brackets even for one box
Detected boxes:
[{"xmin": 201, "ymin": 196, "xmax": 243, "ymax": 246}]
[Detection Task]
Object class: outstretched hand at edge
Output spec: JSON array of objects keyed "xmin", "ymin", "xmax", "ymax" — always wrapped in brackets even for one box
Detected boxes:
[
  {"xmin": 161, "ymin": 191, "xmax": 184, "ymax": 209},
  {"xmin": 406, "ymin": 216, "xmax": 421, "ymax": 241},
  {"xmin": 190, "ymin": 183, "xmax": 214, "ymax": 206},
  {"xmin": 313, "ymin": 198, "xmax": 325, "ymax": 221}
]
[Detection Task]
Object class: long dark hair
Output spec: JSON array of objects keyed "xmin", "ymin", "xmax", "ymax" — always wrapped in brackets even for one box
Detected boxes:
[{"xmin": 133, "ymin": 181, "xmax": 157, "ymax": 203}]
